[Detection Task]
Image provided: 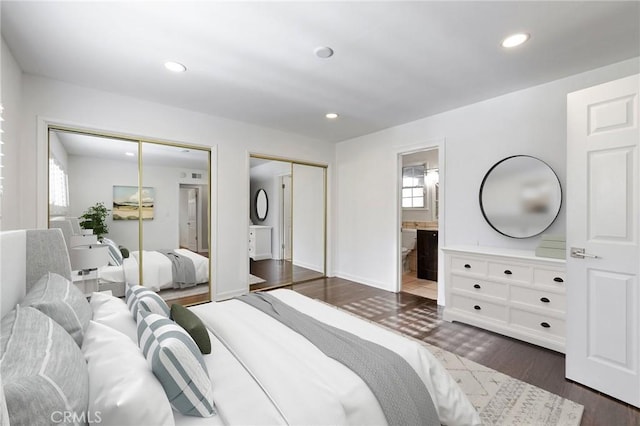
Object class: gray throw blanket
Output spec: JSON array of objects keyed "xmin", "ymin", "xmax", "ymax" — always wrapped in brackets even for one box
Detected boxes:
[
  {"xmin": 237, "ymin": 292, "xmax": 440, "ymax": 426},
  {"xmin": 157, "ymin": 249, "xmax": 197, "ymax": 289}
]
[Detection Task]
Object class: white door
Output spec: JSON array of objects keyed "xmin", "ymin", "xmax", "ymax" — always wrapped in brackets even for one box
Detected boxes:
[
  {"xmin": 566, "ymin": 74, "xmax": 640, "ymax": 407},
  {"xmin": 179, "ymin": 187, "xmax": 198, "ymax": 251}
]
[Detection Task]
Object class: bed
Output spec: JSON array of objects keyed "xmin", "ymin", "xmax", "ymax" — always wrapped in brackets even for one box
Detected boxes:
[
  {"xmin": 0, "ymin": 229, "xmax": 480, "ymax": 426},
  {"xmin": 49, "ymin": 219, "xmax": 209, "ymax": 292},
  {"xmin": 99, "ymin": 248, "xmax": 210, "ymax": 292}
]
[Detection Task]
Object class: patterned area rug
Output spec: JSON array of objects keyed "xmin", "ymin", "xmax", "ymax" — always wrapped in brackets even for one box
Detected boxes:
[
  {"xmin": 249, "ymin": 274, "xmax": 266, "ymax": 285},
  {"xmin": 339, "ymin": 297, "xmax": 584, "ymax": 425}
]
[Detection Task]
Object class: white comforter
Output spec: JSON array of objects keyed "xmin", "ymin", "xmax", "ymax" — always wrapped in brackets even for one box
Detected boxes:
[
  {"xmin": 99, "ymin": 249, "xmax": 209, "ymax": 291},
  {"xmin": 188, "ymin": 289, "xmax": 480, "ymax": 426}
]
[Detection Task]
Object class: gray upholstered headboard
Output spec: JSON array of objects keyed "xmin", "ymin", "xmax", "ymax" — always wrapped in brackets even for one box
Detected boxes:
[{"xmin": 0, "ymin": 229, "xmax": 72, "ymax": 318}]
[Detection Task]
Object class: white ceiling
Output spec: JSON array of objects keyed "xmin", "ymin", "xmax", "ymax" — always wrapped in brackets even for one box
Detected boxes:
[
  {"xmin": 3, "ymin": 1, "xmax": 639, "ymax": 143},
  {"xmin": 55, "ymin": 131, "xmax": 210, "ymax": 170}
]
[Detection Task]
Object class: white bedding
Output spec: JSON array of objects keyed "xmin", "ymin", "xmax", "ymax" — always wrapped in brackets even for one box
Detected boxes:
[
  {"xmin": 188, "ymin": 289, "xmax": 480, "ymax": 426},
  {"xmin": 99, "ymin": 249, "xmax": 209, "ymax": 292}
]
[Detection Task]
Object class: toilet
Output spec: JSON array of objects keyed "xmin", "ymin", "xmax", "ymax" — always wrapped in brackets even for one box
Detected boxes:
[{"xmin": 401, "ymin": 228, "xmax": 417, "ymax": 272}]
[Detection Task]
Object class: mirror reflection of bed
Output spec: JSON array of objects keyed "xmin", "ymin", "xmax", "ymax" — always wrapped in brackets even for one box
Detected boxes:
[
  {"xmin": 48, "ymin": 128, "xmax": 211, "ymax": 306},
  {"xmin": 248, "ymin": 156, "xmax": 326, "ymax": 291}
]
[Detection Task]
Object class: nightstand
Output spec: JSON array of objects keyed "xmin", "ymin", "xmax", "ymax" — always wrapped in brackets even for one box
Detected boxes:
[{"xmin": 71, "ymin": 270, "xmax": 99, "ymax": 297}]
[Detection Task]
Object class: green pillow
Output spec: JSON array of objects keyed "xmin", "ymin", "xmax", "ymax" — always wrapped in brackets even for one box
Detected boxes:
[
  {"xmin": 119, "ymin": 246, "xmax": 130, "ymax": 259},
  {"xmin": 170, "ymin": 304, "xmax": 211, "ymax": 354}
]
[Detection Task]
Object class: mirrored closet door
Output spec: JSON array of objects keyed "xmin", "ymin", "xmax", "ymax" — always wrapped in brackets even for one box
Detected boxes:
[
  {"xmin": 248, "ymin": 155, "xmax": 326, "ymax": 291},
  {"xmin": 48, "ymin": 128, "xmax": 211, "ymax": 305}
]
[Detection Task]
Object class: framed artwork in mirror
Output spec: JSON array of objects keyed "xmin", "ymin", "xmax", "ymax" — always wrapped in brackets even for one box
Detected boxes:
[
  {"xmin": 479, "ymin": 155, "xmax": 562, "ymax": 238},
  {"xmin": 113, "ymin": 185, "xmax": 155, "ymax": 220},
  {"xmin": 255, "ymin": 188, "xmax": 268, "ymax": 221}
]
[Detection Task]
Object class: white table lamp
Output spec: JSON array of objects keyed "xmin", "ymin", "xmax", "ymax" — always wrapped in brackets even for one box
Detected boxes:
[{"xmin": 70, "ymin": 234, "xmax": 98, "ymax": 248}]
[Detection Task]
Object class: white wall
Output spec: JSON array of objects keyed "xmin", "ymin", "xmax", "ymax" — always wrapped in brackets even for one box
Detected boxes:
[
  {"xmin": 68, "ymin": 154, "xmax": 206, "ymax": 251},
  {"xmin": 0, "ymin": 38, "xmax": 23, "ymax": 230},
  {"xmin": 14, "ymin": 74, "xmax": 334, "ymax": 300},
  {"xmin": 335, "ymin": 57, "xmax": 640, "ymax": 297}
]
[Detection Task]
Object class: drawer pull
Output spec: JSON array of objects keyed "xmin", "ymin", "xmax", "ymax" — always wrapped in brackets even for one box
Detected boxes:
[
  {"xmin": 553, "ymin": 277, "xmax": 564, "ymax": 283},
  {"xmin": 473, "ymin": 305, "xmax": 481, "ymax": 310},
  {"xmin": 504, "ymin": 269, "xmax": 512, "ymax": 275},
  {"xmin": 473, "ymin": 284, "xmax": 481, "ymax": 289},
  {"xmin": 540, "ymin": 322, "xmax": 551, "ymax": 328},
  {"xmin": 540, "ymin": 297, "xmax": 550, "ymax": 303},
  {"xmin": 464, "ymin": 264, "xmax": 471, "ymax": 269}
]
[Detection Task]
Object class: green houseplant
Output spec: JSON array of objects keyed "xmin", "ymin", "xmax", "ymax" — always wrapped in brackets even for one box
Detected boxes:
[{"xmin": 79, "ymin": 202, "xmax": 109, "ymax": 240}]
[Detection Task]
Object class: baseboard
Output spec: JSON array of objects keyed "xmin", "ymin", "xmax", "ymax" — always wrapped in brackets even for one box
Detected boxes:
[
  {"xmin": 292, "ymin": 259, "xmax": 323, "ymax": 273},
  {"xmin": 333, "ymin": 271, "xmax": 395, "ymax": 292}
]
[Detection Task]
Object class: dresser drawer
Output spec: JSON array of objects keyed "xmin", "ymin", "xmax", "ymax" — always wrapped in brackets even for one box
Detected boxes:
[
  {"xmin": 510, "ymin": 308, "xmax": 565, "ymax": 338},
  {"xmin": 488, "ymin": 262, "xmax": 530, "ymax": 283},
  {"xmin": 451, "ymin": 275, "xmax": 507, "ymax": 300},
  {"xmin": 511, "ymin": 286, "xmax": 566, "ymax": 313},
  {"xmin": 450, "ymin": 256, "xmax": 488, "ymax": 275},
  {"xmin": 451, "ymin": 294, "xmax": 507, "ymax": 322},
  {"xmin": 533, "ymin": 268, "xmax": 566, "ymax": 288}
]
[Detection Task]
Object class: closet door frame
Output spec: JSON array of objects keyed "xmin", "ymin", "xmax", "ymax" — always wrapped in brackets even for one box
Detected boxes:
[
  {"xmin": 40, "ymin": 120, "xmax": 213, "ymax": 301},
  {"xmin": 248, "ymin": 153, "xmax": 328, "ymax": 289}
]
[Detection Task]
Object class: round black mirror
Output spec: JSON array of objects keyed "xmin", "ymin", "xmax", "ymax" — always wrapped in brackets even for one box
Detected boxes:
[
  {"xmin": 479, "ymin": 155, "xmax": 562, "ymax": 238},
  {"xmin": 255, "ymin": 189, "xmax": 268, "ymax": 221}
]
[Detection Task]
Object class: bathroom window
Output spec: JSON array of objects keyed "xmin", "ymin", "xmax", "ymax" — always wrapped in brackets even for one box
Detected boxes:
[{"xmin": 402, "ymin": 165, "xmax": 425, "ymax": 208}]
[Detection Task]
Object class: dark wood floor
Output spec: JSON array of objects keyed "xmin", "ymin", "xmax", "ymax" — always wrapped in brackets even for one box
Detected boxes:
[
  {"xmin": 290, "ymin": 277, "xmax": 640, "ymax": 426},
  {"xmin": 250, "ymin": 258, "xmax": 323, "ymax": 290}
]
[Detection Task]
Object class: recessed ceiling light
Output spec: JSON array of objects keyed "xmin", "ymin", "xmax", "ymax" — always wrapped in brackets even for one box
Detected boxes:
[
  {"xmin": 164, "ymin": 61, "xmax": 187, "ymax": 73},
  {"xmin": 501, "ymin": 33, "xmax": 530, "ymax": 48},
  {"xmin": 325, "ymin": 112, "xmax": 339, "ymax": 119},
  {"xmin": 314, "ymin": 46, "xmax": 334, "ymax": 59},
  {"xmin": 125, "ymin": 152, "xmax": 135, "ymax": 157}
]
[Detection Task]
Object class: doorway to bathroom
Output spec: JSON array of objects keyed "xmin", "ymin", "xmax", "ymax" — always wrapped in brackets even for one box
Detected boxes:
[{"xmin": 399, "ymin": 148, "xmax": 439, "ymax": 301}]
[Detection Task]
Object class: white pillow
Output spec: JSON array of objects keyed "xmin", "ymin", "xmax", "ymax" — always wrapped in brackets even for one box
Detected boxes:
[
  {"xmin": 82, "ymin": 320, "xmax": 175, "ymax": 426},
  {"xmin": 90, "ymin": 291, "xmax": 138, "ymax": 342}
]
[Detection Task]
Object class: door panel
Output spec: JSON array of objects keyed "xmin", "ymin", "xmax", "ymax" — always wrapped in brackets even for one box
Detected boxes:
[
  {"xmin": 566, "ymin": 74, "xmax": 640, "ymax": 407},
  {"xmin": 588, "ymin": 148, "xmax": 634, "ymax": 241}
]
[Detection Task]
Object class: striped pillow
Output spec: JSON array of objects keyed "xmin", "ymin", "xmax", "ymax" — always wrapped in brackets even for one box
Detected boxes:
[
  {"xmin": 137, "ymin": 310, "xmax": 216, "ymax": 417},
  {"xmin": 1, "ymin": 306, "xmax": 89, "ymax": 425},
  {"xmin": 22, "ymin": 272, "xmax": 92, "ymax": 346},
  {"xmin": 126, "ymin": 285, "xmax": 170, "ymax": 317}
]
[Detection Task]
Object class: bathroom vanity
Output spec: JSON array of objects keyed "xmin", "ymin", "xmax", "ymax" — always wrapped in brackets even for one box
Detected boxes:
[{"xmin": 417, "ymin": 229, "xmax": 438, "ymax": 280}]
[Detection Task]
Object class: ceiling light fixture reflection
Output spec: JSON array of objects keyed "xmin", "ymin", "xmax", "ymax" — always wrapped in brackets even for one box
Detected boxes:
[
  {"xmin": 325, "ymin": 113, "xmax": 339, "ymax": 119},
  {"xmin": 164, "ymin": 61, "xmax": 187, "ymax": 73},
  {"xmin": 501, "ymin": 33, "xmax": 530, "ymax": 48},
  {"xmin": 125, "ymin": 152, "xmax": 135, "ymax": 157}
]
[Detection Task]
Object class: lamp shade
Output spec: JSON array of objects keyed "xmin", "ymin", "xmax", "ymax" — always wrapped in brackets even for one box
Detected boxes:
[
  {"xmin": 70, "ymin": 244, "xmax": 110, "ymax": 271},
  {"xmin": 70, "ymin": 234, "xmax": 98, "ymax": 247}
]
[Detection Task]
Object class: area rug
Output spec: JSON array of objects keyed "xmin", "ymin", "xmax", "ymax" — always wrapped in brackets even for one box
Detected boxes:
[
  {"xmin": 158, "ymin": 282, "xmax": 209, "ymax": 300},
  {"xmin": 249, "ymin": 274, "xmax": 266, "ymax": 285},
  {"xmin": 336, "ymin": 298, "xmax": 584, "ymax": 425}
]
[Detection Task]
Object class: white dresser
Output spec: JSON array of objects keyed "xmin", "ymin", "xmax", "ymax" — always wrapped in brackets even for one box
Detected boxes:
[
  {"xmin": 443, "ymin": 246, "xmax": 566, "ymax": 353},
  {"xmin": 249, "ymin": 225, "xmax": 272, "ymax": 261}
]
